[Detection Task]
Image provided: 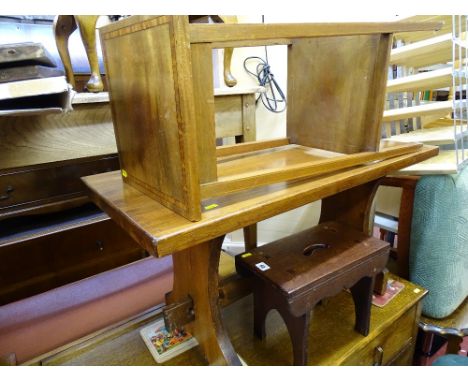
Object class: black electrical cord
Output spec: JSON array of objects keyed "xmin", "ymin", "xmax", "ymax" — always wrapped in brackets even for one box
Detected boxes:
[{"xmin": 243, "ymin": 49, "xmax": 287, "ymax": 113}]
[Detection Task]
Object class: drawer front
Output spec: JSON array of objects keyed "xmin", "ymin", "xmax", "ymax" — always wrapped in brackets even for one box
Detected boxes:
[
  {"xmin": 0, "ymin": 155, "xmax": 119, "ymax": 212},
  {"xmin": 0, "ymin": 217, "xmax": 145, "ymax": 305},
  {"xmin": 342, "ymin": 305, "xmax": 417, "ymax": 366}
]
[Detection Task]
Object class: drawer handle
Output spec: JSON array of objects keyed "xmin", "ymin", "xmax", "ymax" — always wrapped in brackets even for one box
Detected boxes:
[
  {"xmin": 96, "ymin": 240, "xmax": 104, "ymax": 251},
  {"xmin": 373, "ymin": 346, "xmax": 384, "ymax": 366},
  {"xmin": 0, "ymin": 185, "xmax": 14, "ymax": 201}
]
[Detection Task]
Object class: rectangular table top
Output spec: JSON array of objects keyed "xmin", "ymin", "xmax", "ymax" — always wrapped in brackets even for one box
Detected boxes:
[{"xmin": 82, "ymin": 145, "xmax": 437, "ymax": 257}]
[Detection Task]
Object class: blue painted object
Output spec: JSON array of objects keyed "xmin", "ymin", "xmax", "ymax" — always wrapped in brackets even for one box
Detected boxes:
[
  {"xmin": 410, "ymin": 165, "xmax": 468, "ymax": 319},
  {"xmin": 432, "ymin": 354, "xmax": 468, "ymax": 366}
]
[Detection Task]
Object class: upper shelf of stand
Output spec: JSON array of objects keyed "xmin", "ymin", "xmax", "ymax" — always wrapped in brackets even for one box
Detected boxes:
[
  {"xmin": 101, "ymin": 18, "xmax": 443, "ymax": 48},
  {"xmin": 188, "ymin": 22, "xmax": 444, "ymax": 47}
]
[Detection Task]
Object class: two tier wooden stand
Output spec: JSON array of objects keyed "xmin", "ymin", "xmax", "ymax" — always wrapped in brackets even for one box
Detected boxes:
[{"xmin": 83, "ymin": 16, "xmax": 440, "ymax": 365}]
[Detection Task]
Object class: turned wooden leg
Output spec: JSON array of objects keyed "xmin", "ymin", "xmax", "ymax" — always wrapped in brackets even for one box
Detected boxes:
[
  {"xmin": 219, "ymin": 16, "xmax": 238, "ymax": 87},
  {"xmin": 223, "ymin": 47, "xmax": 237, "ymax": 87},
  {"xmin": 350, "ymin": 276, "xmax": 375, "ymax": 336},
  {"xmin": 53, "ymin": 15, "xmax": 77, "ymax": 87},
  {"xmin": 167, "ymin": 236, "xmax": 242, "ymax": 366},
  {"xmin": 75, "ymin": 15, "xmax": 104, "ymax": 92}
]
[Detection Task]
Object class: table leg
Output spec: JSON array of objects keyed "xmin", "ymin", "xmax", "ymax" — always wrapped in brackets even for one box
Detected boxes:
[
  {"xmin": 166, "ymin": 236, "xmax": 242, "ymax": 366},
  {"xmin": 243, "ymin": 224, "xmax": 257, "ymax": 251}
]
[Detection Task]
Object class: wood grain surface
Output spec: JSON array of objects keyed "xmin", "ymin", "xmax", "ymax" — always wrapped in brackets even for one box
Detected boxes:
[
  {"xmin": 0, "ymin": 104, "xmax": 117, "ymax": 170},
  {"xmin": 202, "ymin": 141, "xmax": 423, "ymax": 198},
  {"xmin": 189, "ymin": 22, "xmax": 442, "ymax": 47},
  {"xmin": 82, "ymin": 145, "xmax": 438, "ymax": 257},
  {"xmin": 101, "ymin": 16, "xmax": 201, "ymax": 221},
  {"xmin": 98, "ymin": 16, "xmax": 441, "ymax": 223},
  {"xmin": 288, "ymin": 34, "xmax": 391, "ymax": 154}
]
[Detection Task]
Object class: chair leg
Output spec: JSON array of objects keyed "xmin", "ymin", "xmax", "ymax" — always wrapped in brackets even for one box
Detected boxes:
[
  {"xmin": 350, "ymin": 276, "xmax": 375, "ymax": 336},
  {"xmin": 53, "ymin": 15, "xmax": 77, "ymax": 87}
]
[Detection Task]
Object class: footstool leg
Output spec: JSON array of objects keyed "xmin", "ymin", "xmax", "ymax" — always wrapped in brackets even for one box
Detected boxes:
[
  {"xmin": 279, "ymin": 308, "xmax": 311, "ymax": 366},
  {"xmin": 350, "ymin": 276, "xmax": 375, "ymax": 336},
  {"xmin": 253, "ymin": 288, "xmax": 269, "ymax": 340}
]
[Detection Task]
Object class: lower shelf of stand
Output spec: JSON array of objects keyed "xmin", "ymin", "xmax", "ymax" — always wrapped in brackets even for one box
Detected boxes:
[
  {"xmin": 202, "ymin": 140, "xmax": 424, "ymax": 198},
  {"xmin": 82, "ymin": 144, "xmax": 438, "ymax": 257}
]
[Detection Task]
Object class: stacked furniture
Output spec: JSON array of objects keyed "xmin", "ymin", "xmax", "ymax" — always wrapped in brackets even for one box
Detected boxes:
[
  {"xmin": 0, "ymin": 16, "xmax": 264, "ymax": 364},
  {"xmin": 84, "ymin": 16, "xmax": 440, "ymax": 366}
]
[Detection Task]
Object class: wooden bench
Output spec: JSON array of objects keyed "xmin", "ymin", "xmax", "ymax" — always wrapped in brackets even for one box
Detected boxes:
[{"xmin": 235, "ymin": 221, "xmax": 390, "ymax": 365}]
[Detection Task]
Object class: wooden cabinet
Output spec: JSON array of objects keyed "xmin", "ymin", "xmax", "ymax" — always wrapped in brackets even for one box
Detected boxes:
[
  {"xmin": 0, "ymin": 206, "xmax": 145, "ymax": 305},
  {"xmin": 0, "ymin": 96, "xmax": 138, "ymax": 306},
  {"xmin": 342, "ymin": 302, "xmax": 419, "ymax": 365},
  {"xmin": 0, "ymin": 155, "xmax": 119, "ymax": 219}
]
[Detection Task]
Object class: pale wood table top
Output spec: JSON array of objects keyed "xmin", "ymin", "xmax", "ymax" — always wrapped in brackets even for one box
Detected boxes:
[{"xmin": 82, "ymin": 145, "xmax": 437, "ymax": 257}]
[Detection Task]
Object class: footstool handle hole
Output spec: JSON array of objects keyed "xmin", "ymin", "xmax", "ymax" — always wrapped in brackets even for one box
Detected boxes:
[{"xmin": 303, "ymin": 243, "xmax": 330, "ymax": 256}]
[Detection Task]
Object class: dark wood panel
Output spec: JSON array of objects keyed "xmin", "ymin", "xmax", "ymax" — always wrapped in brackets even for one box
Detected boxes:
[
  {"xmin": 0, "ymin": 215, "xmax": 145, "ymax": 305},
  {"xmin": 0, "ymin": 155, "xmax": 119, "ymax": 218}
]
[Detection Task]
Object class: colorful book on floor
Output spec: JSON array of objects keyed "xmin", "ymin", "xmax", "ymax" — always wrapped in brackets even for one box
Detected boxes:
[{"xmin": 140, "ymin": 319, "xmax": 198, "ymax": 364}]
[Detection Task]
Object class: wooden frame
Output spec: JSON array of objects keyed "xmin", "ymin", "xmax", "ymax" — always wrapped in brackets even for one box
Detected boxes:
[{"xmin": 100, "ymin": 16, "xmax": 441, "ymax": 221}]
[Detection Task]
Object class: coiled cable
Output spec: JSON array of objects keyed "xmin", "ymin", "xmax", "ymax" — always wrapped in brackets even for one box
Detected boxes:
[{"xmin": 243, "ymin": 47, "xmax": 287, "ymax": 113}]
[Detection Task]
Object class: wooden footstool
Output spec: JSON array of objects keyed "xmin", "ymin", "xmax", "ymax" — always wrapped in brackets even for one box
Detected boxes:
[{"xmin": 235, "ymin": 221, "xmax": 390, "ymax": 365}]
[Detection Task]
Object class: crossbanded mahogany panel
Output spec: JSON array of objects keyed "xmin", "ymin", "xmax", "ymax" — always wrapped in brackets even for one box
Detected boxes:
[
  {"xmin": 287, "ymin": 34, "xmax": 391, "ymax": 154},
  {"xmin": 100, "ymin": 16, "xmax": 201, "ymax": 221}
]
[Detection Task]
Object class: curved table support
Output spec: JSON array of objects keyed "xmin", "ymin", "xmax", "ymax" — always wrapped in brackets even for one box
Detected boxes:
[
  {"xmin": 319, "ymin": 180, "xmax": 381, "ymax": 234},
  {"xmin": 167, "ymin": 236, "xmax": 242, "ymax": 366},
  {"xmin": 320, "ymin": 179, "xmax": 389, "ymax": 294}
]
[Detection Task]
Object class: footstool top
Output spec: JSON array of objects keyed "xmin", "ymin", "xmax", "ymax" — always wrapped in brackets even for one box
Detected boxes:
[{"xmin": 236, "ymin": 221, "xmax": 389, "ymax": 299}]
